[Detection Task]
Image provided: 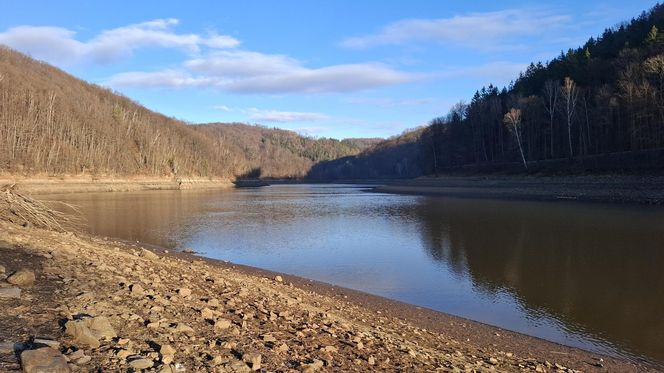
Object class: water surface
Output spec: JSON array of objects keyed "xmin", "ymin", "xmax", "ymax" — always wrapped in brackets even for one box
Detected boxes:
[{"xmin": 46, "ymin": 185, "xmax": 664, "ymax": 365}]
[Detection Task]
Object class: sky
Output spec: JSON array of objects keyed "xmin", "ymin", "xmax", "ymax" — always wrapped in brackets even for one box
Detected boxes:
[{"xmin": 1, "ymin": 1, "xmax": 658, "ymax": 139}]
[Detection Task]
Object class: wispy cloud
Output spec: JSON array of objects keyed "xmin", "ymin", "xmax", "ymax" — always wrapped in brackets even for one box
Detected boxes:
[
  {"xmin": 247, "ymin": 108, "xmax": 328, "ymax": 123},
  {"xmin": 106, "ymin": 50, "xmax": 421, "ymax": 94},
  {"xmin": 340, "ymin": 9, "xmax": 571, "ymax": 51},
  {"xmin": 0, "ymin": 19, "xmax": 239, "ymax": 65}
]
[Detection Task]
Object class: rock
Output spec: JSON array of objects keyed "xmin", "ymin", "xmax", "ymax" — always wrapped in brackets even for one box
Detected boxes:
[
  {"xmin": 242, "ymin": 353, "xmax": 261, "ymax": 371},
  {"xmin": 301, "ymin": 359, "xmax": 324, "ymax": 372},
  {"xmin": 0, "ymin": 287, "xmax": 21, "ymax": 298},
  {"xmin": 7, "ymin": 269, "xmax": 36, "ymax": 287},
  {"xmin": 214, "ymin": 319, "xmax": 232, "ymax": 330},
  {"xmin": 33, "ymin": 339, "xmax": 60, "ymax": 349},
  {"xmin": 175, "ymin": 323, "xmax": 195, "ymax": 335},
  {"xmin": 116, "ymin": 350, "xmax": 133, "ymax": 359},
  {"xmin": 129, "ymin": 358, "xmax": 154, "ymax": 370},
  {"xmin": 274, "ymin": 275, "xmax": 283, "ymax": 282},
  {"xmin": 130, "ymin": 284, "xmax": 144, "ymax": 296},
  {"xmin": 177, "ymin": 288, "xmax": 191, "ymax": 297},
  {"xmin": 275, "ymin": 343, "xmax": 289, "ymax": 353},
  {"xmin": 262, "ymin": 334, "xmax": 276, "ymax": 343},
  {"xmin": 0, "ymin": 264, "xmax": 5, "ymax": 273},
  {"xmin": 20, "ymin": 347, "xmax": 70, "ymax": 373},
  {"xmin": 160, "ymin": 344, "xmax": 176, "ymax": 356},
  {"xmin": 368, "ymin": 356, "xmax": 375, "ymax": 365},
  {"xmin": 140, "ymin": 249, "xmax": 159, "ymax": 260},
  {"xmin": 64, "ymin": 316, "xmax": 117, "ymax": 348},
  {"xmin": 201, "ymin": 308, "xmax": 215, "ymax": 320},
  {"xmin": 75, "ymin": 355, "xmax": 91, "ymax": 365},
  {"xmin": 488, "ymin": 357, "xmax": 499, "ymax": 365}
]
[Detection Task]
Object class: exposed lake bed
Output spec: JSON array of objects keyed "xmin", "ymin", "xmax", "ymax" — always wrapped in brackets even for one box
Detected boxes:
[{"xmin": 43, "ymin": 184, "xmax": 664, "ymax": 368}]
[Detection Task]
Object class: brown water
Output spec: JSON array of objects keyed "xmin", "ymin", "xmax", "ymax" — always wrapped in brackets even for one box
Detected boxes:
[{"xmin": 46, "ymin": 184, "xmax": 664, "ymax": 366}]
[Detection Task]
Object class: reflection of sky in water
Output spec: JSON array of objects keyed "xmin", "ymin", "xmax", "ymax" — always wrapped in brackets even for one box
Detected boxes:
[{"xmin": 46, "ymin": 185, "xmax": 664, "ymax": 366}]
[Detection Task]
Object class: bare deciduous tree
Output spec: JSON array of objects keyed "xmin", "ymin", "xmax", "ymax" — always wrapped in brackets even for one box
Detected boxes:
[
  {"xmin": 503, "ymin": 108, "xmax": 528, "ymax": 170},
  {"xmin": 561, "ymin": 77, "xmax": 579, "ymax": 158},
  {"xmin": 542, "ymin": 80, "xmax": 559, "ymax": 158}
]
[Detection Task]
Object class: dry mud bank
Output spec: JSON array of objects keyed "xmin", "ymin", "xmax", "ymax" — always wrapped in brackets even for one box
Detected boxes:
[
  {"xmin": 0, "ymin": 176, "xmax": 233, "ymax": 194},
  {"xmin": 372, "ymin": 175, "xmax": 664, "ymax": 205},
  {"xmin": 0, "ymin": 222, "xmax": 655, "ymax": 372}
]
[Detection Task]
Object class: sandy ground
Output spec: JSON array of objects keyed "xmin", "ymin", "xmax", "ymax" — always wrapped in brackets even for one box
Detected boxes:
[
  {"xmin": 0, "ymin": 221, "xmax": 657, "ymax": 372},
  {"xmin": 0, "ymin": 175, "xmax": 234, "ymax": 194},
  {"xmin": 372, "ymin": 175, "xmax": 664, "ymax": 205}
]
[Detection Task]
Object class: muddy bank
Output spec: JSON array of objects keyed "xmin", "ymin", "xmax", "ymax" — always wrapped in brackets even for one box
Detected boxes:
[
  {"xmin": 0, "ymin": 221, "xmax": 656, "ymax": 372},
  {"xmin": 371, "ymin": 175, "xmax": 664, "ymax": 205},
  {"xmin": 0, "ymin": 175, "xmax": 234, "ymax": 194}
]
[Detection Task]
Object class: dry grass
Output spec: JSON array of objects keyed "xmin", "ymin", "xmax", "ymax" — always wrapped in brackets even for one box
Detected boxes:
[{"xmin": 0, "ymin": 184, "xmax": 82, "ymax": 232}]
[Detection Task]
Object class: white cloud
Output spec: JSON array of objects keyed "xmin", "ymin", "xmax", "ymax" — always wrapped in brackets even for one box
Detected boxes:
[
  {"xmin": 213, "ymin": 105, "xmax": 233, "ymax": 112},
  {"xmin": 340, "ymin": 9, "xmax": 571, "ymax": 50},
  {"xmin": 248, "ymin": 108, "xmax": 328, "ymax": 123},
  {"xmin": 106, "ymin": 50, "xmax": 420, "ymax": 93},
  {"xmin": 0, "ymin": 19, "xmax": 239, "ymax": 65}
]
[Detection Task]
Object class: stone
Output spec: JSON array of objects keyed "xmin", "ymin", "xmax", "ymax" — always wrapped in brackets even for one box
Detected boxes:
[
  {"xmin": 262, "ymin": 334, "xmax": 276, "ymax": 343},
  {"xmin": 64, "ymin": 316, "xmax": 117, "ymax": 348},
  {"xmin": 275, "ymin": 343, "xmax": 289, "ymax": 353},
  {"xmin": 33, "ymin": 339, "xmax": 60, "ymax": 349},
  {"xmin": 130, "ymin": 284, "xmax": 144, "ymax": 296},
  {"xmin": 175, "ymin": 323, "xmax": 195, "ymax": 335},
  {"xmin": 214, "ymin": 319, "xmax": 232, "ymax": 330},
  {"xmin": 274, "ymin": 275, "xmax": 283, "ymax": 282},
  {"xmin": 201, "ymin": 308, "xmax": 215, "ymax": 320},
  {"xmin": 301, "ymin": 359, "xmax": 324, "ymax": 372},
  {"xmin": 20, "ymin": 347, "xmax": 70, "ymax": 373},
  {"xmin": 368, "ymin": 356, "xmax": 375, "ymax": 365},
  {"xmin": 129, "ymin": 358, "xmax": 154, "ymax": 370},
  {"xmin": 242, "ymin": 353, "xmax": 261, "ymax": 371},
  {"xmin": 177, "ymin": 288, "xmax": 191, "ymax": 297},
  {"xmin": 160, "ymin": 344, "xmax": 176, "ymax": 356},
  {"xmin": 0, "ymin": 264, "xmax": 5, "ymax": 273},
  {"xmin": 7, "ymin": 269, "xmax": 36, "ymax": 287},
  {"xmin": 488, "ymin": 357, "xmax": 499, "ymax": 365},
  {"xmin": 75, "ymin": 355, "xmax": 92, "ymax": 365},
  {"xmin": 0, "ymin": 287, "xmax": 21, "ymax": 298},
  {"xmin": 140, "ymin": 249, "xmax": 159, "ymax": 260}
]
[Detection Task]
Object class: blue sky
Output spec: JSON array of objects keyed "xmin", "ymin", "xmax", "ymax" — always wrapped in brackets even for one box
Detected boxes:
[{"xmin": 1, "ymin": 1, "xmax": 657, "ymax": 139}]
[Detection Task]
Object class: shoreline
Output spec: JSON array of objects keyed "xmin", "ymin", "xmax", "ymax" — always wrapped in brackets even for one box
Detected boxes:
[
  {"xmin": 0, "ymin": 222, "xmax": 658, "ymax": 372},
  {"xmin": 369, "ymin": 175, "xmax": 664, "ymax": 205},
  {"xmin": 0, "ymin": 175, "xmax": 235, "ymax": 194}
]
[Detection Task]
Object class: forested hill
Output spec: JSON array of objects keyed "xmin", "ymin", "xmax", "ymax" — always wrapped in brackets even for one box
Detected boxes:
[
  {"xmin": 0, "ymin": 47, "xmax": 378, "ymax": 179},
  {"xmin": 309, "ymin": 3, "xmax": 664, "ymax": 179}
]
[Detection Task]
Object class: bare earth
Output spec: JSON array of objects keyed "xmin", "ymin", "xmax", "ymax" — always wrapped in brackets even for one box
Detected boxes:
[
  {"xmin": 0, "ymin": 221, "xmax": 657, "ymax": 372},
  {"xmin": 372, "ymin": 175, "xmax": 664, "ymax": 205}
]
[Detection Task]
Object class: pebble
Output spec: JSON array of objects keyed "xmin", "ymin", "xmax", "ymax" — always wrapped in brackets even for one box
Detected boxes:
[
  {"xmin": 177, "ymin": 288, "xmax": 191, "ymax": 297},
  {"xmin": 129, "ymin": 358, "xmax": 154, "ymax": 369},
  {"xmin": 7, "ymin": 269, "xmax": 36, "ymax": 287},
  {"xmin": 242, "ymin": 353, "xmax": 261, "ymax": 371},
  {"xmin": 0, "ymin": 287, "xmax": 21, "ymax": 298}
]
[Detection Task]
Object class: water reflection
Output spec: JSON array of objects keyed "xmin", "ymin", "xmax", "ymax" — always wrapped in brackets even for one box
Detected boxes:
[
  {"xmin": 45, "ymin": 186, "xmax": 664, "ymax": 365},
  {"xmin": 412, "ymin": 198, "xmax": 664, "ymax": 362}
]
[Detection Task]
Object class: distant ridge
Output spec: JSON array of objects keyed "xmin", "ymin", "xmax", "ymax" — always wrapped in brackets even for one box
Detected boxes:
[{"xmin": 0, "ymin": 47, "xmax": 380, "ymax": 179}]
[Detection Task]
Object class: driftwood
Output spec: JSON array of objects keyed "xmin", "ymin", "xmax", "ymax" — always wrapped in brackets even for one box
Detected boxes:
[{"xmin": 0, "ymin": 184, "xmax": 81, "ymax": 232}]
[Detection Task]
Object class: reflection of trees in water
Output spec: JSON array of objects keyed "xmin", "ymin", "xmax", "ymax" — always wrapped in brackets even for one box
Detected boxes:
[{"xmin": 412, "ymin": 197, "xmax": 664, "ymax": 361}]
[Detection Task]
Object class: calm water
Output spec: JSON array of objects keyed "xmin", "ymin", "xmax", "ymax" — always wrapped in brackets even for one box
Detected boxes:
[{"xmin": 46, "ymin": 185, "xmax": 664, "ymax": 365}]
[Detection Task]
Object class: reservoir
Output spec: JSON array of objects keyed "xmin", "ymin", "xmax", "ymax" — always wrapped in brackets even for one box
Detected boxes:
[{"xmin": 46, "ymin": 184, "xmax": 664, "ymax": 366}]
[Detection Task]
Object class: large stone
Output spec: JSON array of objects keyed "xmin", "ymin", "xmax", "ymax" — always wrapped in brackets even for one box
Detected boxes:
[
  {"xmin": 20, "ymin": 347, "xmax": 70, "ymax": 373},
  {"xmin": 65, "ymin": 316, "xmax": 117, "ymax": 348},
  {"xmin": 0, "ymin": 287, "xmax": 21, "ymax": 298},
  {"xmin": 177, "ymin": 288, "xmax": 191, "ymax": 297},
  {"xmin": 129, "ymin": 358, "xmax": 154, "ymax": 370},
  {"xmin": 160, "ymin": 344, "xmax": 176, "ymax": 356},
  {"xmin": 7, "ymin": 269, "xmax": 36, "ymax": 287},
  {"xmin": 242, "ymin": 353, "xmax": 261, "ymax": 371},
  {"xmin": 140, "ymin": 249, "xmax": 159, "ymax": 261}
]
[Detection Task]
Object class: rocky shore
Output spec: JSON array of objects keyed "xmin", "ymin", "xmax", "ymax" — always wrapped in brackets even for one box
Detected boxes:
[
  {"xmin": 372, "ymin": 175, "xmax": 664, "ymax": 205},
  {"xmin": 0, "ymin": 220, "xmax": 657, "ymax": 372}
]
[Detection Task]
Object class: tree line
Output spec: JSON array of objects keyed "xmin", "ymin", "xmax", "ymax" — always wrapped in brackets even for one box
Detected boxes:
[
  {"xmin": 0, "ymin": 47, "xmax": 377, "ymax": 179},
  {"xmin": 310, "ymin": 3, "xmax": 664, "ymax": 179}
]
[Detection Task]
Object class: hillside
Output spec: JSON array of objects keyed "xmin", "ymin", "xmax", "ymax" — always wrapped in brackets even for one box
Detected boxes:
[
  {"xmin": 0, "ymin": 47, "xmax": 378, "ymax": 179},
  {"xmin": 310, "ymin": 3, "xmax": 664, "ymax": 179}
]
